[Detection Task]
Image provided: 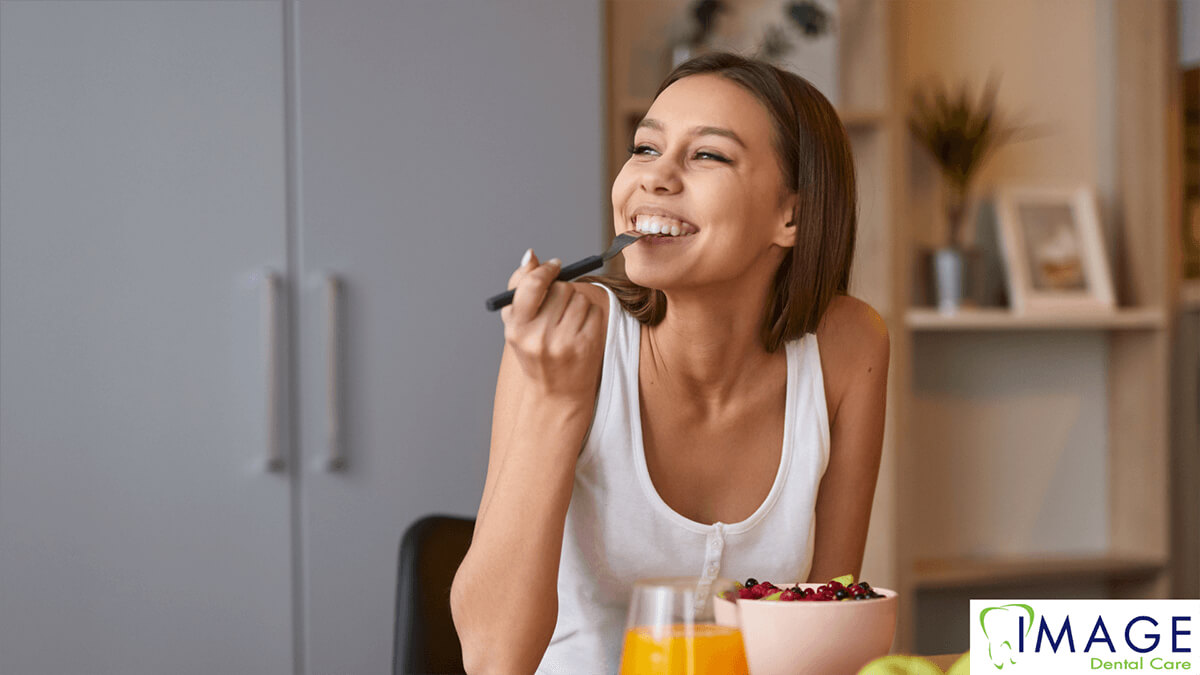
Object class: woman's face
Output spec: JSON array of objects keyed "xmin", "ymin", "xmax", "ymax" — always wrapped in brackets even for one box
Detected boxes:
[{"xmin": 612, "ymin": 73, "xmax": 797, "ymax": 292}]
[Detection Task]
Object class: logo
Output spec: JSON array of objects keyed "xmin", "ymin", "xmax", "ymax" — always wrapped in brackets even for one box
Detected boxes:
[
  {"xmin": 979, "ymin": 603, "xmax": 1036, "ymax": 669},
  {"xmin": 969, "ymin": 599, "xmax": 1199, "ymax": 674}
]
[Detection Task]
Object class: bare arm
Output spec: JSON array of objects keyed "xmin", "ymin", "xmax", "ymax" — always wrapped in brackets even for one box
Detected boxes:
[
  {"xmin": 807, "ymin": 299, "xmax": 890, "ymax": 582},
  {"xmin": 451, "ymin": 252, "xmax": 605, "ymax": 675}
]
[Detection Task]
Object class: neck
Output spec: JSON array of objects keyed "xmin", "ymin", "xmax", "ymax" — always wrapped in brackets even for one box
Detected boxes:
[{"xmin": 643, "ymin": 259, "xmax": 783, "ymax": 414}]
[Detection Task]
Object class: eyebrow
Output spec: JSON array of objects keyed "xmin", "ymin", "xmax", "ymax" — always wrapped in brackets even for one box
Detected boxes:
[{"xmin": 635, "ymin": 118, "xmax": 747, "ymax": 149}]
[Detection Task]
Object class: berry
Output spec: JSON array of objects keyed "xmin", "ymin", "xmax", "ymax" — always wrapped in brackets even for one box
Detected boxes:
[
  {"xmin": 752, "ymin": 582, "xmax": 778, "ymax": 596},
  {"xmin": 728, "ymin": 574, "xmax": 881, "ymax": 601}
]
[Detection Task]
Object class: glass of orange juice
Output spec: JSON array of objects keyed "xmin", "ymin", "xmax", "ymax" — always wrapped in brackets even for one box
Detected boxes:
[{"xmin": 617, "ymin": 577, "xmax": 748, "ymax": 675}]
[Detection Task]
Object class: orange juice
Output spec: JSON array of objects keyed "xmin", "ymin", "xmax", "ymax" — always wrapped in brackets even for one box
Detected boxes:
[{"xmin": 618, "ymin": 623, "xmax": 749, "ymax": 675}]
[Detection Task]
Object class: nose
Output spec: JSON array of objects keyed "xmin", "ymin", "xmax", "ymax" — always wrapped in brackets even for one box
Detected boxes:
[{"xmin": 637, "ymin": 153, "xmax": 683, "ymax": 195}]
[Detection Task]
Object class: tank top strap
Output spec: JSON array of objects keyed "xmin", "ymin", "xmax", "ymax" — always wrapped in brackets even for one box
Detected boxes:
[{"xmin": 580, "ymin": 282, "xmax": 636, "ymax": 465}]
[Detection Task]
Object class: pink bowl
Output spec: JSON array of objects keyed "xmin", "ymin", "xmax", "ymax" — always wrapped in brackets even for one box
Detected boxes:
[{"xmin": 713, "ymin": 583, "xmax": 898, "ymax": 675}]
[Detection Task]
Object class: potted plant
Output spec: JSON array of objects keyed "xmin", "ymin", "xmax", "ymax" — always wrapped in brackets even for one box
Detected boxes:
[{"xmin": 907, "ymin": 74, "xmax": 1030, "ymax": 313}]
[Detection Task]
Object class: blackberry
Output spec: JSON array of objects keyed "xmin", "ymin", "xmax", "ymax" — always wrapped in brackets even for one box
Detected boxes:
[
  {"xmin": 834, "ymin": 589, "xmax": 849, "ymax": 600},
  {"xmin": 745, "ymin": 578, "xmax": 758, "ymax": 588}
]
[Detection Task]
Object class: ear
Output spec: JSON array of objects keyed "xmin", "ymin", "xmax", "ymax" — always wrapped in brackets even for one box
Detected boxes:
[{"xmin": 772, "ymin": 196, "xmax": 799, "ymax": 248}]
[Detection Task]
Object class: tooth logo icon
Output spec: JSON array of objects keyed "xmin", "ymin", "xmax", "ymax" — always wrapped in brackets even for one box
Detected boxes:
[{"xmin": 979, "ymin": 604, "xmax": 1035, "ymax": 670}]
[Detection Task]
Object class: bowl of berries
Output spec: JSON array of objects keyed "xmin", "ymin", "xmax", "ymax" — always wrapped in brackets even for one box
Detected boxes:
[{"xmin": 712, "ymin": 574, "xmax": 898, "ymax": 675}]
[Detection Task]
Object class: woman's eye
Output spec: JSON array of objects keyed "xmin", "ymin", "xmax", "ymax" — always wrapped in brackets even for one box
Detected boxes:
[{"xmin": 626, "ymin": 144, "xmax": 729, "ymax": 163}]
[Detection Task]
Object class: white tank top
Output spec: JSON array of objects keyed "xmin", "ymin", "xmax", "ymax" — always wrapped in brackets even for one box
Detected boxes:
[{"xmin": 536, "ymin": 282, "xmax": 831, "ymax": 675}]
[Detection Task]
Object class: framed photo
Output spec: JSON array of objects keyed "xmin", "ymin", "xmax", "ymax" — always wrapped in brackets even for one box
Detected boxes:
[{"xmin": 993, "ymin": 185, "xmax": 1116, "ymax": 313}]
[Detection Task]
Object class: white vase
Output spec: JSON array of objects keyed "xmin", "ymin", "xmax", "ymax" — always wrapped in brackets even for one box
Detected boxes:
[{"xmin": 933, "ymin": 247, "xmax": 964, "ymax": 315}]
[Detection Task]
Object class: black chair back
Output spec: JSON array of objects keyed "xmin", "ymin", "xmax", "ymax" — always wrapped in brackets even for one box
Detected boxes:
[{"xmin": 393, "ymin": 514, "xmax": 475, "ymax": 675}]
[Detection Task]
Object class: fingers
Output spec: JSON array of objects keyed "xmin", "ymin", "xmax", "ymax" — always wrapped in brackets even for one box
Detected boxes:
[
  {"xmin": 579, "ymin": 299, "xmax": 604, "ymax": 338},
  {"xmin": 557, "ymin": 285, "xmax": 591, "ymax": 330},
  {"xmin": 507, "ymin": 248, "xmax": 539, "ymax": 290},
  {"xmin": 509, "ymin": 257, "xmax": 562, "ymax": 324}
]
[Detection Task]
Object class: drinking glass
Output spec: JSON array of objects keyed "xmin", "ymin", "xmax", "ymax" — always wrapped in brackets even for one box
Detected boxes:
[{"xmin": 617, "ymin": 577, "xmax": 748, "ymax": 675}]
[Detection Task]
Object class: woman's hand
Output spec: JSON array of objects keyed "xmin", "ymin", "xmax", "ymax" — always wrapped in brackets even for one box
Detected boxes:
[{"xmin": 500, "ymin": 249, "xmax": 605, "ymax": 403}]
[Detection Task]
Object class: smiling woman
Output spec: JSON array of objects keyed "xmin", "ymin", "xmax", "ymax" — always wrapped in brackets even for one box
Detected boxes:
[
  {"xmin": 589, "ymin": 53, "xmax": 858, "ymax": 347},
  {"xmin": 450, "ymin": 51, "xmax": 888, "ymax": 675}
]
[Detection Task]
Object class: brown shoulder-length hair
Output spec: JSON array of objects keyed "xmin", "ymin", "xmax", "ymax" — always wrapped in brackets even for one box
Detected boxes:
[{"xmin": 579, "ymin": 51, "xmax": 856, "ymax": 353}]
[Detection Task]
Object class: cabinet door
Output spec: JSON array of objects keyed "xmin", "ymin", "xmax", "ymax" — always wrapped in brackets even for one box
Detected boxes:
[
  {"xmin": 0, "ymin": 3, "xmax": 293, "ymax": 674},
  {"xmin": 293, "ymin": 1, "xmax": 604, "ymax": 672}
]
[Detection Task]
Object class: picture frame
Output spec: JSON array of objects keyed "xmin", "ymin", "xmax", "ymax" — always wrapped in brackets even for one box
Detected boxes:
[{"xmin": 993, "ymin": 185, "xmax": 1116, "ymax": 313}]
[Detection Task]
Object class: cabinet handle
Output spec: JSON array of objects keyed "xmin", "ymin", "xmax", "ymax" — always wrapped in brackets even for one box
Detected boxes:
[
  {"xmin": 325, "ymin": 274, "xmax": 347, "ymax": 471},
  {"xmin": 262, "ymin": 270, "xmax": 285, "ymax": 472}
]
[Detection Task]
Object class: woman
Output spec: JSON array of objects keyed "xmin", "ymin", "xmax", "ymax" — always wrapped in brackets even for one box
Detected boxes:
[{"xmin": 450, "ymin": 52, "xmax": 889, "ymax": 675}]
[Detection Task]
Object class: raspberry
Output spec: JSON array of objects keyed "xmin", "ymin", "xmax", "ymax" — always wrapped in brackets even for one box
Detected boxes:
[
  {"xmin": 779, "ymin": 589, "xmax": 798, "ymax": 601},
  {"xmin": 738, "ymin": 588, "xmax": 758, "ymax": 599},
  {"xmin": 752, "ymin": 582, "xmax": 778, "ymax": 595}
]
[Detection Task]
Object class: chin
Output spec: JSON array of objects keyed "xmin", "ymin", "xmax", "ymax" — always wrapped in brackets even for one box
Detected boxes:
[{"xmin": 623, "ymin": 260, "xmax": 674, "ymax": 291}]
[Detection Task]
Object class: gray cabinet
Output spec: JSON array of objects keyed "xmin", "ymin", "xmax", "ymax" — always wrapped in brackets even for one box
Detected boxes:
[
  {"xmin": 291, "ymin": 2, "xmax": 603, "ymax": 672},
  {"xmin": 1, "ymin": 1, "xmax": 603, "ymax": 673},
  {"xmin": 0, "ymin": 2, "xmax": 293, "ymax": 674}
]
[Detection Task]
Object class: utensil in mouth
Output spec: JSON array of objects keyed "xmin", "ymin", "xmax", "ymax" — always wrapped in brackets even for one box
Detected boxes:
[{"xmin": 485, "ymin": 229, "xmax": 647, "ymax": 311}]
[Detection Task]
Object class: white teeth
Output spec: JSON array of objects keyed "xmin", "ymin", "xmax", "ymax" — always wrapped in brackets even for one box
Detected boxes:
[{"xmin": 632, "ymin": 213, "xmax": 697, "ymax": 237}]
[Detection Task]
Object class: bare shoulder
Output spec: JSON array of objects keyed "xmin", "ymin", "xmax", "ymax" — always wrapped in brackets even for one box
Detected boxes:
[{"xmin": 814, "ymin": 295, "xmax": 890, "ymax": 422}]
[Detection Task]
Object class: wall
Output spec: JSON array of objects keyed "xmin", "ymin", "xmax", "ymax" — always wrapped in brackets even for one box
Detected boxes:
[{"xmin": 1183, "ymin": 0, "xmax": 1199, "ymax": 66}]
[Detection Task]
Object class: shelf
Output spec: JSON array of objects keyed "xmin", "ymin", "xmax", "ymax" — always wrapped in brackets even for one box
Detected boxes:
[
  {"xmin": 1180, "ymin": 279, "xmax": 1200, "ymax": 310},
  {"xmin": 905, "ymin": 307, "xmax": 1166, "ymax": 331},
  {"xmin": 911, "ymin": 554, "xmax": 1166, "ymax": 591}
]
